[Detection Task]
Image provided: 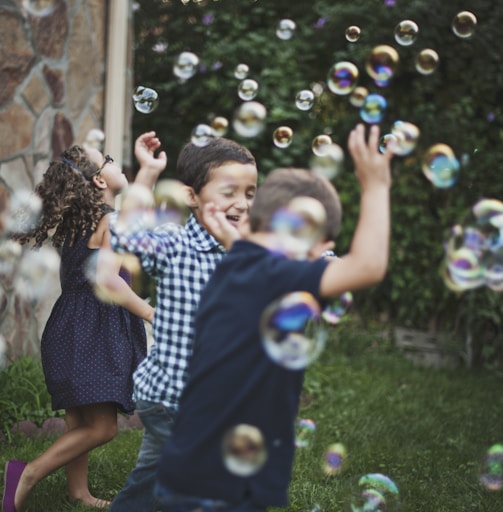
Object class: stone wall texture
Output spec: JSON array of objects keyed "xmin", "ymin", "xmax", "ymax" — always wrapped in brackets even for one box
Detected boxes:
[{"xmin": 0, "ymin": 0, "xmax": 132, "ymax": 363}]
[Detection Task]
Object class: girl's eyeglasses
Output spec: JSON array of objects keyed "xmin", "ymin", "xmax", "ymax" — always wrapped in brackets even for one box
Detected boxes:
[{"xmin": 95, "ymin": 155, "xmax": 114, "ymax": 175}]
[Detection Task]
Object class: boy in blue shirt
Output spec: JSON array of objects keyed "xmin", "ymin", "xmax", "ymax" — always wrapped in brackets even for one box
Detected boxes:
[
  {"xmin": 108, "ymin": 137, "xmax": 258, "ymax": 512},
  {"xmin": 154, "ymin": 123, "xmax": 393, "ymax": 511}
]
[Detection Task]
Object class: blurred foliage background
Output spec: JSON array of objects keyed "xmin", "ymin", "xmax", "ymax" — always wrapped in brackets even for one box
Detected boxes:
[{"xmin": 131, "ymin": 0, "xmax": 503, "ymax": 367}]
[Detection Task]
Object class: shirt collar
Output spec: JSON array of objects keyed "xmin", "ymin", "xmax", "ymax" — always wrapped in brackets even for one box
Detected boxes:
[{"xmin": 186, "ymin": 213, "xmax": 224, "ymax": 252}]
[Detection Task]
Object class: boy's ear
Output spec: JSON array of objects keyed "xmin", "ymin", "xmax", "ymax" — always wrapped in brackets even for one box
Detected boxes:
[
  {"xmin": 92, "ymin": 174, "xmax": 107, "ymax": 190},
  {"xmin": 185, "ymin": 186, "xmax": 199, "ymax": 208}
]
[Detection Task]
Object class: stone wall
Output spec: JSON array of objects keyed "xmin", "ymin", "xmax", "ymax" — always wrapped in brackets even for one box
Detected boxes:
[{"xmin": 0, "ymin": 0, "xmax": 132, "ymax": 363}]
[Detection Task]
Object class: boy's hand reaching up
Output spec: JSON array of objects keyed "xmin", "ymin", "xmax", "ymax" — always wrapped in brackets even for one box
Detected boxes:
[
  {"xmin": 348, "ymin": 124, "xmax": 392, "ymax": 191},
  {"xmin": 134, "ymin": 131, "xmax": 168, "ymax": 189},
  {"xmin": 201, "ymin": 202, "xmax": 243, "ymax": 251}
]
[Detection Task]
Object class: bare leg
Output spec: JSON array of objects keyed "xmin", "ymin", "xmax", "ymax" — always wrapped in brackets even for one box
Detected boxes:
[
  {"xmin": 14, "ymin": 402, "xmax": 118, "ymax": 511},
  {"xmin": 65, "ymin": 405, "xmax": 117, "ymax": 507}
]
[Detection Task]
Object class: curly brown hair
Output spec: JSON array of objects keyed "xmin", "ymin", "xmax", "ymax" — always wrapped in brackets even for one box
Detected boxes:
[{"xmin": 16, "ymin": 145, "xmax": 110, "ymax": 248}]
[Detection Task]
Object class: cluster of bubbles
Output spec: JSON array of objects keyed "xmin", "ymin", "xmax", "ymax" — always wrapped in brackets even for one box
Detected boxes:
[{"xmin": 441, "ymin": 198, "xmax": 503, "ymax": 292}]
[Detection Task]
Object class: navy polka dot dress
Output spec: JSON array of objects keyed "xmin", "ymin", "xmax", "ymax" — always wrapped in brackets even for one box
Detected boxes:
[{"xmin": 41, "ymin": 232, "xmax": 147, "ymax": 414}]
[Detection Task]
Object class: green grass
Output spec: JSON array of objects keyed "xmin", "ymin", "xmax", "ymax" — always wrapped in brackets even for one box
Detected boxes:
[{"xmin": 1, "ymin": 327, "xmax": 503, "ymax": 511}]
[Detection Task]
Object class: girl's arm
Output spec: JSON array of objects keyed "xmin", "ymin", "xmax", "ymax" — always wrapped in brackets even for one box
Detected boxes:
[{"xmin": 91, "ymin": 215, "xmax": 155, "ymax": 322}]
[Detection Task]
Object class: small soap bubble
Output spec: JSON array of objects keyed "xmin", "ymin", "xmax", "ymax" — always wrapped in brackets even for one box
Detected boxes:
[
  {"xmin": 365, "ymin": 45, "xmax": 399, "ymax": 86},
  {"xmin": 22, "ymin": 0, "xmax": 56, "ymax": 16},
  {"xmin": 379, "ymin": 133, "xmax": 398, "ymax": 154},
  {"xmin": 133, "ymin": 86, "xmax": 159, "ymax": 114},
  {"xmin": 312, "ymin": 135, "xmax": 333, "ymax": 157},
  {"xmin": 15, "ymin": 246, "xmax": 60, "ymax": 301},
  {"xmin": 295, "ymin": 90, "xmax": 315, "ymax": 111},
  {"xmin": 394, "ymin": 20, "xmax": 419, "ymax": 46},
  {"xmin": 173, "ymin": 51, "xmax": 199, "ymax": 80},
  {"xmin": 322, "ymin": 443, "xmax": 347, "ymax": 475},
  {"xmin": 322, "ymin": 291, "xmax": 353, "ymax": 325},
  {"xmin": 480, "ymin": 444, "xmax": 503, "ymax": 491},
  {"xmin": 273, "ymin": 126, "xmax": 293, "ymax": 149},
  {"xmin": 234, "ymin": 63, "xmax": 249, "ymax": 80},
  {"xmin": 421, "ymin": 143, "xmax": 460, "ymax": 188},
  {"xmin": 83, "ymin": 129, "xmax": 105, "ymax": 152},
  {"xmin": 211, "ymin": 116, "xmax": 229, "ymax": 137},
  {"xmin": 310, "ymin": 143, "xmax": 345, "ymax": 180},
  {"xmin": 261, "ymin": 291, "xmax": 327, "ymax": 369},
  {"xmin": 345, "ymin": 25, "xmax": 361, "ymax": 43},
  {"xmin": 390, "ymin": 120, "xmax": 420, "ymax": 156},
  {"xmin": 232, "ymin": 101, "xmax": 267, "ymax": 138},
  {"xmin": 452, "ymin": 11, "xmax": 477, "ymax": 39},
  {"xmin": 238, "ymin": 78, "xmax": 259, "ymax": 101},
  {"xmin": 153, "ymin": 179, "xmax": 190, "ymax": 227},
  {"xmin": 415, "ymin": 48, "xmax": 439, "ymax": 75},
  {"xmin": 117, "ymin": 183, "xmax": 155, "ymax": 233},
  {"xmin": 349, "ymin": 86, "xmax": 368, "ymax": 108},
  {"xmin": 351, "ymin": 473, "xmax": 400, "ymax": 512},
  {"xmin": 191, "ymin": 124, "xmax": 215, "ymax": 147},
  {"xmin": 295, "ymin": 419, "xmax": 317, "ymax": 448},
  {"xmin": 327, "ymin": 61, "xmax": 359, "ymax": 95},
  {"xmin": 0, "ymin": 239, "xmax": 22, "ymax": 278},
  {"xmin": 222, "ymin": 424, "xmax": 267, "ymax": 476},
  {"xmin": 360, "ymin": 94, "xmax": 387, "ymax": 124},
  {"xmin": 4, "ymin": 189, "xmax": 42, "ymax": 235},
  {"xmin": 276, "ymin": 18, "xmax": 296, "ymax": 40}
]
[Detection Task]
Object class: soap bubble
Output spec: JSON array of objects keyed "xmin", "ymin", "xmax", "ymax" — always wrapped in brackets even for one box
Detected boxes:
[
  {"xmin": 310, "ymin": 143, "xmax": 345, "ymax": 180},
  {"xmin": 394, "ymin": 20, "xmax": 419, "ymax": 46},
  {"xmin": 379, "ymin": 133, "xmax": 399, "ymax": 154},
  {"xmin": 15, "ymin": 246, "xmax": 60, "ymax": 301},
  {"xmin": 322, "ymin": 291, "xmax": 353, "ymax": 325},
  {"xmin": 480, "ymin": 444, "xmax": 503, "ymax": 490},
  {"xmin": 276, "ymin": 18, "xmax": 296, "ymax": 40},
  {"xmin": 312, "ymin": 134, "xmax": 333, "ymax": 157},
  {"xmin": 415, "ymin": 48, "xmax": 439, "ymax": 75},
  {"xmin": 211, "ymin": 116, "xmax": 229, "ymax": 137},
  {"xmin": 273, "ymin": 126, "xmax": 293, "ymax": 149},
  {"xmin": 232, "ymin": 101, "xmax": 267, "ymax": 138},
  {"xmin": 295, "ymin": 89, "xmax": 315, "ymax": 111},
  {"xmin": 153, "ymin": 179, "xmax": 190, "ymax": 227},
  {"xmin": 133, "ymin": 86, "xmax": 159, "ymax": 114},
  {"xmin": 117, "ymin": 183, "xmax": 155, "ymax": 233},
  {"xmin": 0, "ymin": 239, "xmax": 22, "ymax": 278},
  {"xmin": 191, "ymin": 124, "xmax": 215, "ymax": 147},
  {"xmin": 22, "ymin": 0, "xmax": 56, "ymax": 17},
  {"xmin": 173, "ymin": 51, "xmax": 199, "ymax": 80},
  {"xmin": 327, "ymin": 61, "xmax": 359, "ymax": 95},
  {"xmin": 390, "ymin": 120, "xmax": 420, "ymax": 156},
  {"xmin": 452, "ymin": 11, "xmax": 477, "ymax": 39},
  {"xmin": 269, "ymin": 197, "xmax": 327, "ymax": 259},
  {"xmin": 351, "ymin": 473, "xmax": 400, "ymax": 512},
  {"xmin": 234, "ymin": 63, "xmax": 249, "ymax": 80},
  {"xmin": 222, "ymin": 424, "xmax": 267, "ymax": 476},
  {"xmin": 349, "ymin": 86, "xmax": 368, "ymax": 108},
  {"xmin": 322, "ymin": 443, "xmax": 347, "ymax": 475},
  {"xmin": 295, "ymin": 419, "xmax": 317, "ymax": 448},
  {"xmin": 261, "ymin": 291, "xmax": 326, "ymax": 369},
  {"xmin": 365, "ymin": 45, "xmax": 399, "ymax": 86},
  {"xmin": 83, "ymin": 129, "xmax": 105, "ymax": 151},
  {"xmin": 4, "ymin": 189, "xmax": 42, "ymax": 235},
  {"xmin": 421, "ymin": 143, "xmax": 460, "ymax": 188},
  {"xmin": 238, "ymin": 78, "xmax": 259, "ymax": 101},
  {"xmin": 360, "ymin": 94, "xmax": 387, "ymax": 124},
  {"xmin": 345, "ymin": 25, "xmax": 361, "ymax": 43}
]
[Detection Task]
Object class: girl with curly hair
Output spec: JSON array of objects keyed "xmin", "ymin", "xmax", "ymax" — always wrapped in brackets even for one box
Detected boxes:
[{"xmin": 3, "ymin": 132, "xmax": 167, "ymax": 512}]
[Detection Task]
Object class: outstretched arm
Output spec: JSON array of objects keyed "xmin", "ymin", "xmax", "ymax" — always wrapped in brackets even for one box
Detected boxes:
[
  {"xmin": 320, "ymin": 124, "xmax": 393, "ymax": 297},
  {"xmin": 134, "ymin": 131, "xmax": 168, "ymax": 189}
]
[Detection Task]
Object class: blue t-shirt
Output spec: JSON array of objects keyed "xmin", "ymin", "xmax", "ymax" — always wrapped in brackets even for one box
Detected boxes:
[{"xmin": 156, "ymin": 239, "xmax": 329, "ymax": 507}]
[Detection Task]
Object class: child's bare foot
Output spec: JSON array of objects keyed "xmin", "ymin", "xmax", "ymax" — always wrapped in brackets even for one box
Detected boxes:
[{"xmin": 68, "ymin": 495, "xmax": 112, "ymax": 509}]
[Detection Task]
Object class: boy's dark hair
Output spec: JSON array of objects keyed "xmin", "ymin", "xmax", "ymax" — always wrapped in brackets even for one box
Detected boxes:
[
  {"xmin": 176, "ymin": 137, "xmax": 256, "ymax": 193},
  {"xmin": 249, "ymin": 168, "xmax": 343, "ymax": 241}
]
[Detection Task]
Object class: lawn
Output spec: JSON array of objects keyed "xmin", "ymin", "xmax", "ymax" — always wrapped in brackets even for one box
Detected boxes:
[{"xmin": 1, "ymin": 326, "xmax": 502, "ymax": 511}]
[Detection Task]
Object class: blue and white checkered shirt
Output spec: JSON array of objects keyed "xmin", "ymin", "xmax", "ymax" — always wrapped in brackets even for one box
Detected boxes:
[{"xmin": 109, "ymin": 214, "xmax": 225, "ymax": 410}]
